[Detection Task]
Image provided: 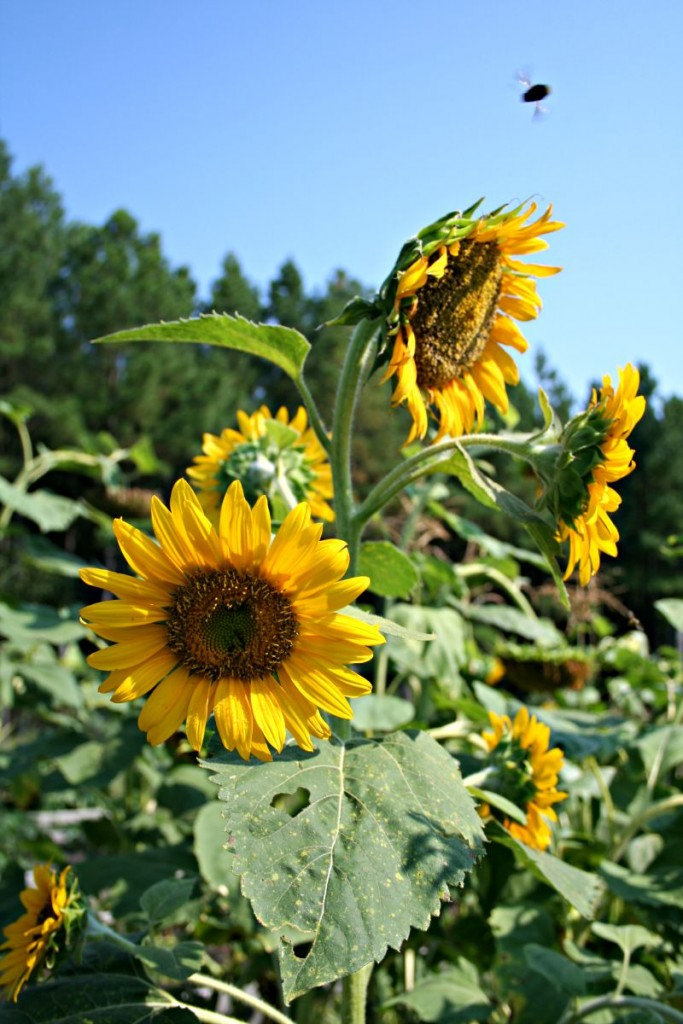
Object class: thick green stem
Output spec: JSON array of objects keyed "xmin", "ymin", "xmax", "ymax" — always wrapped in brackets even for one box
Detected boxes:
[
  {"xmin": 330, "ymin": 318, "xmax": 381, "ymax": 575},
  {"xmin": 189, "ymin": 973, "xmax": 294, "ymax": 1024},
  {"xmin": 341, "ymin": 963, "xmax": 373, "ymax": 1024},
  {"xmin": 295, "ymin": 373, "xmax": 331, "ymax": 454},
  {"xmin": 354, "ymin": 432, "xmax": 523, "ymax": 528}
]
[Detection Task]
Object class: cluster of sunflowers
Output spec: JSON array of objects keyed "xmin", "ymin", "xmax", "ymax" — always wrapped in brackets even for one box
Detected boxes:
[
  {"xmin": 1, "ymin": 200, "xmax": 645, "ymax": 1002},
  {"xmin": 77, "ymin": 200, "xmax": 643, "ymax": 760}
]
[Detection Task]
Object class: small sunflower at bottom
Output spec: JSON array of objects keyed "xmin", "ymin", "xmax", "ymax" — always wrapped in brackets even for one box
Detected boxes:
[
  {"xmin": 480, "ymin": 706, "xmax": 567, "ymax": 851},
  {"xmin": 80, "ymin": 478, "xmax": 384, "ymax": 761},
  {"xmin": 0, "ymin": 864, "xmax": 84, "ymax": 1002},
  {"xmin": 543, "ymin": 363, "xmax": 646, "ymax": 585},
  {"xmin": 377, "ymin": 199, "xmax": 564, "ymax": 444},
  {"xmin": 186, "ymin": 405, "xmax": 334, "ymax": 524}
]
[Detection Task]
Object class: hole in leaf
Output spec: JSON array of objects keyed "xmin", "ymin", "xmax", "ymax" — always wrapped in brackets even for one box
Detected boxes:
[
  {"xmin": 270, "ymin": 787, "xmax": 311, "ymax": 818},
  {"xmin": 291, "ymin": 940, "xmax": 313, "ymax": 960}
]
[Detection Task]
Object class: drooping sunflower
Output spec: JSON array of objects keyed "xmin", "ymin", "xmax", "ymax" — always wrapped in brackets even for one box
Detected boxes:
[
  {"xmin": 380, "ymin": 201, "xmax": 564, "ymax": 443},
  {"xmin": 80, "ymin": 479, "xmax": 384, "ymax": 761},
  {"xmin": 186, "ymin": 405, "xmax": 334, "ymax": 524},
  {"xmin": 554, "ymin": 364, "xmax": 645, "ymax": 586},
  {"xmin": 481, "ymin": 706, "xmax": 567, "ymax": 851},
  {"xmin": 0, "ymin": 865, "xmax": 80, "ymax": 1002}
]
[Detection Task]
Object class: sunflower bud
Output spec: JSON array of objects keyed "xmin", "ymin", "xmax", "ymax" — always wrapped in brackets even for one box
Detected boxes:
[
  {"xmin": 541, "ymin": 364, "xmax": 645, "ymax": 585},
  {"xmin": 186, "ymin": 405, "xmax": 334, "ymax": 524},
  {"xmin": 480, "ymin": 707, "xmax": 567, "ymax": 851},
  {"xmin": 0, "ymin": 865, "xmax": 86, "ymax": 1002}
]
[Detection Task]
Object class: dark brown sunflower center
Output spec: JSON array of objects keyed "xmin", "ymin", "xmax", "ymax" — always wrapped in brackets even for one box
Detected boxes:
[
  {"xmin": 167, "ymin": 569, "xmax": 298, "ymax": 683},
  {"xmin": 410, "ymin": 239, "xmax": 503, "ymax": 390}
]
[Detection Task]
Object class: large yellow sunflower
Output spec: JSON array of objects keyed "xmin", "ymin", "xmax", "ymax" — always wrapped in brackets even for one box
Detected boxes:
[
  {"xmin": 186, "ymin": 405, "xmax": 334, "ymax": 524},
  {"xmin": 481, "ymin": 706, "xmax": 567, "ymax": 851},
  {"xmin": 381, "ymin": 202, "xmax": 564, "ymax": 443},
  {"xmin": 557, "ymin": 364, "xmax": 645, "ymax": 586},
  {"xmin": 0, "ymin": 865, "xmax": 75, "ymax": 1002},
  {"xmin": 81, "ymin": 479, "xmax": 383, "ymax": 761}
]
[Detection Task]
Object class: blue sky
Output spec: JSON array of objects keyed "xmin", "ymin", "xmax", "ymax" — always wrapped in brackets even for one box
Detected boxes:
[{"xmin": 1, "ymin": 0, "xmax": 681, "ymax": 405}]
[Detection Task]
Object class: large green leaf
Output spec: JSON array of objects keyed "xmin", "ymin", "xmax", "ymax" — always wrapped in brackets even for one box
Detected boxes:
[
  {"xmin": 15, "ymin": 660, "xmax": 84, "ymax": 709},
  {"xmin": 591, "ymin": 922, "xmax": 662, "ymax": 957},
  {"xmin": 350, "ymin": 694, "xmax": 415, "ymax": 732},
  {"xmin": 140, "ymin": 878, "xmax": 197, "ymax": 928},
  {"xmin": 655, "ymin": 598, "xmax": 683, "ymax": 632},
  {"xmin": 0, "ymin": 476, "xmax": 84, "ymax": 532},
  {"xmin": 358, "ymin": 541, "xmax": 419, "ymax": 598},
  {"xmin": 636, "ymin": 725, "xmax": 683, "ymax": 775},
  {"xmin": 134, "ymin": 941, "xmax": 206, "ymax": 982},
  {"xmin": 383, "ymin": 958, "xmax": 492, "ymax": 1022},
  {"xmin": 0, "ymin": 602, "xmax": 88, "ymax": 646},
  {"xmin": 524, "ymin": 944, "xmax": 587, "ymax": 996},
  {"xmin": 202, "ymin": 732, "xmax": 484, "ymax": 1002},
  {"xmin": 453, "ymin": 602, "xmax": 562, "ymax": 645},
  {"xmin": 493, "ymin": 830, "xmax": 604, "ymax": 919},
  {"xmin": 490, "ymin": 904, "xmax": 569, "ymax": 1024},
  {"xmin": 0, "ymin": 974, "xmax": 195, "ymax": 1023},
  {"xmin": 435, "ymin": 443, "xmax": 568, "ymax": 605},
  {"xmin": 386, "ymin": 605, "xmax": 467, "ymax": 680},
  {"xmin": 23, "ymin": 536, "xmax": 89, "ymax": 578},
  {"xmin": 93, "ymin": 313, "xmax": 310, "ymax": 381},
  {"xmin": 600, "ymin": 861, "xmax": 683, "ymax": 910}
]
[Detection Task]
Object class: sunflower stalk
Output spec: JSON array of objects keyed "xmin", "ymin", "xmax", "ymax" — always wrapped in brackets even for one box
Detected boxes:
[
  {"xmin": 354, "ymin": 432, "xmax": 539, "ymax": 527},
  {"xmin": 330, "ymin": 317, "xmax": 381, "ymax": 574},
  {"xmin": 341, "ymin": 963, "xmax": 374, "ymax": 1024},
  {"xmin": 294, "ymin": 371, "xmax": 332, "ymax": 454}
]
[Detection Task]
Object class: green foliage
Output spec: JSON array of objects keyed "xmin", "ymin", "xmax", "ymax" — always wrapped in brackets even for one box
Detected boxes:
[
  {"xmin": 95, "ymin": 312, "xmax": 311, "ymax": 383},
  {"xmin": 2, "ymin": 134, "xmax": 683, "ymax": 1024},
  {"xmin": 203, "ymin": 733, "xmax": 484, "ymax": 1002},
  {"xmin": 358, "ymin": 540, "xmax": 419, "ymax": 598}
]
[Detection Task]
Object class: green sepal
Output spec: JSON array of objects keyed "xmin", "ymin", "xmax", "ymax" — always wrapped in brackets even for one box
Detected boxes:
[
  {"xmin": 377, "ymin": 198, "xmax": 531, "ymax": 316},
  {"xmin": 325, "ymin": 296, "xmax": 381, "ymax": 326},
  {"xmin": 93, "ymin": 312, "xmax": 311, "ymax": 382},
  {"xmin": 436, "ymin": 441, "xmax": 569, "ymax": 606},
  {"xmin": 536, "ymin": 403, "xmax": 613, "ymax": 528}
]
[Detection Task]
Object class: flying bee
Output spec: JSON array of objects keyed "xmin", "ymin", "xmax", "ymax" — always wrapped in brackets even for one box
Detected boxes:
[{"xmin": 517, "ymin": 72, "xmax": 552, "ymax": 118}]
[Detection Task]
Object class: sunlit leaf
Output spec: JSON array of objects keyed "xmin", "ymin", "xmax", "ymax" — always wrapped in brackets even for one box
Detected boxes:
[
  {"xmin": 94, "ymin": 313, "xmax": 310, "ymax": 381},
  {"xmin": 0, "ymin": 476, "xmax": 84, "ymax": 532},
  {"xmin": 359, "ymin": 541, "xmax": 419, "ymax": 598},
  {"xmin": 344, "ymin": 604, "xmax": 435, "ymax": 642},
  {"xmin": 654, "ymin": 598, "xmax": 683, "ymax": 632},
  {"xmin": 493, "ymin": 830, "xmax": 604, "ymax": 918},
  {"xmin": 591, "ymin": 922, "xmax": 662, "ymax": 957},
  {"xmin": 0, "ymin": 602, "xmax": 88, "ymax": 645},
  {"xmin": 434, "ymin": 443, "xmax": 568, "ymax": 605},
  {"xmin": 203, "ymin": 732, "xmax": 484, "ymax": 1001},
  {"xmin": 453, "ymin": 602, "xmax": 562, "ymax": 645},
  {"xmin": 383, "ymin": 958, "xmax": 492, "ymax": 1022},
  {"xmin": 350, "ymin": 694, "xmax": 415, "ymax": 732}
]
